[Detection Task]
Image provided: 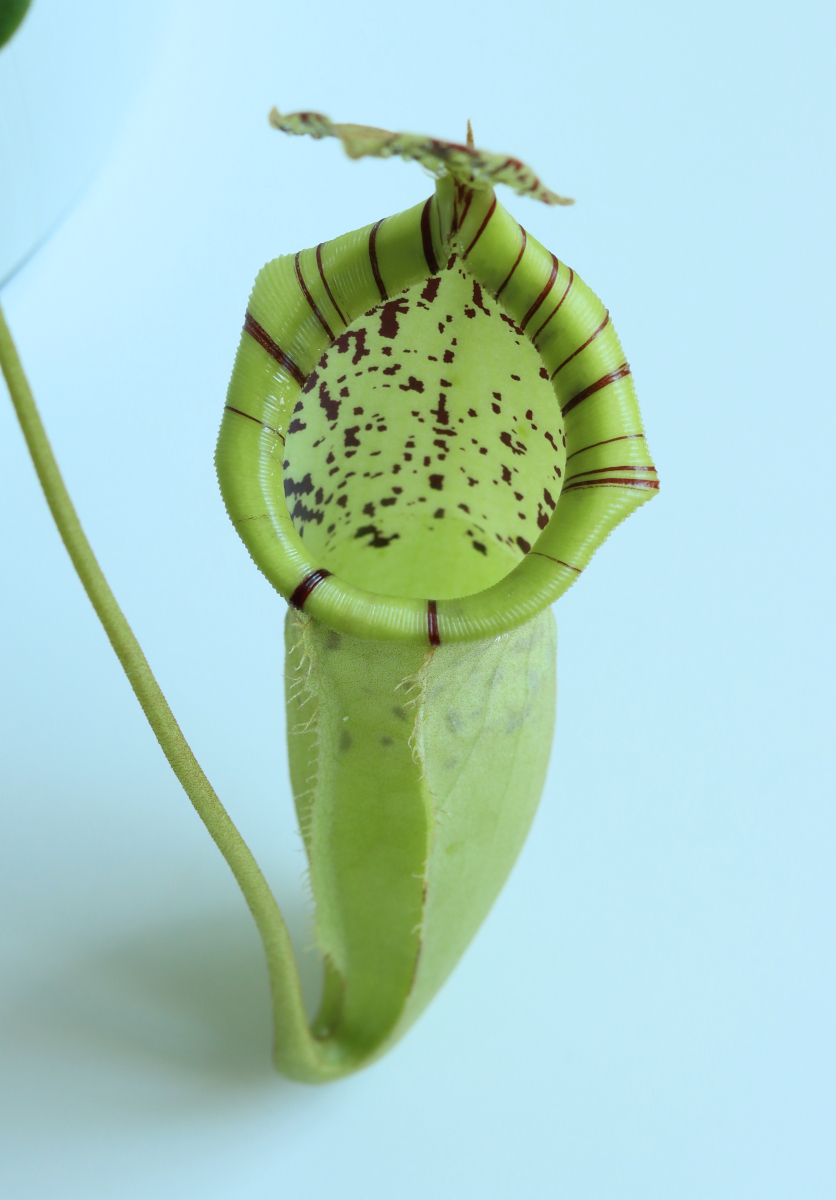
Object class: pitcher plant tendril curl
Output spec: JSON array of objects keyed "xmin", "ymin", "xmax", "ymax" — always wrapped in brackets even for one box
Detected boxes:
[{"xmin": 1, "ymin": 108, "xmax": 657, "ymax": 1083}]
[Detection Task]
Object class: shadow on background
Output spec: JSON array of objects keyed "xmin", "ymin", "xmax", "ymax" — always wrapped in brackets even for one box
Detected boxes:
[{"xmin": 0, "ymin": 902, "xmax": 326, "ymax": 1116}]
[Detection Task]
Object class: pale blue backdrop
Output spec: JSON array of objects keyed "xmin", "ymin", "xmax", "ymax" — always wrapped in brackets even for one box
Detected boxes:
[{"xmin": 0, "ymin": 0, "xmax": 833, "ymax": 1196}]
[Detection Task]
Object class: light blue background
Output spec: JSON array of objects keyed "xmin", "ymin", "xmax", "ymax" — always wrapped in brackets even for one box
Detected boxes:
[
  {"xmin": 1, "ymin": 0, "xmax": 833, "ymax": 1196},
  {"xmin": 0, "ymin": 0, "xmax": 169, "ymax": 282}
]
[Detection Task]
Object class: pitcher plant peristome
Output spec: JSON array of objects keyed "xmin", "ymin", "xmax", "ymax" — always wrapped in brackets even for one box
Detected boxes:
[{"xmin": 214, "ymin": 111, "xmax": 658, "ymax": 1076}]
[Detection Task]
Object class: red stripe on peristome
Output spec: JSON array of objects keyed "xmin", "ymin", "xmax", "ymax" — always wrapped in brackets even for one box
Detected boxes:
[
  {"xmin": 565, "ymin": 464, "xmax": 657, "ymax": 483},
  {"xmin": 316, "ymin": 243, "xmax": 348, "ymax": 327},
  {"xmin": 495, "ymin": 227, "xmax": 527, "ymax": 298},
  {"xmin": 562, "ymin": 478, "xmax": 659, "ymax": 493},
  {"xmin": 551, "ymin": 312, "xmax": 611, "ymax": 379},
  {"xmin": 452, "ymin": 182, "xmax": 466, "ymax": 234},
  {"xmin": 532, "ymin": 269, "xmax": 574, "ymax": 343},
  {"xmin": 520, "ymin": 254, "xmax": 558, "ymax": 332},
  {"xmin": 289, "ymin": 569, "xmax": 332, "ymax": 610},
  {"xmin": 566, "ymin": 432, "xmax": 646, "ymax": 461},
  {"xmin": 427, "ymin": 600, "xmax": 441, "ymax": 646},
  {"xmin": 463, "ymin": 195, "xmax": 497, "ymax": 258},
  {"xmin": 369, "ymin": 220, "xmax": 387, "ymax": 301},
  {"xmin": 458, "ymin": 188, "xmax": 474, "ymax": 231},
  {"xmin": 224, "ymin": 405, "xmax": 284, "ymax": 440},
  {"xmin": 420, "ymin": 198, "xmax": 439, "ymax": 274},
  {"xmin": 295, "ymin": 252, "xmax": 335, "ymax": 341},
  {"xmin": 560, "ymin": 364, "xmax": 632, "ymax": 416},
  {"xmin": 532, "ymin": 551, "xmax": 583, "ymax": 573},
  {"xmin": 244, "ymin": 312, "xmax": 307, "ymax": 387}
]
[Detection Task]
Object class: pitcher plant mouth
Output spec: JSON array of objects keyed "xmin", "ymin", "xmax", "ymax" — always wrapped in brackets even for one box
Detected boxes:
[{"xmin": 216, "ymin": 113, "xmax": 657, "ymax": 643}]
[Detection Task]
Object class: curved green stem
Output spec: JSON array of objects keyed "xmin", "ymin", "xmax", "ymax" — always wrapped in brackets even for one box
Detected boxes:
[{"xmin": 0, "ymin": 300, "xmax": 347, "ymax": 1082}]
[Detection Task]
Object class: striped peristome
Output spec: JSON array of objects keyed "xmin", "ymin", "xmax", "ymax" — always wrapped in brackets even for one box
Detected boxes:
[
  {"xmin": 215, "ymin": 113, "xmax": 657, "ymax": 1081},
  {"xmin": 218, "ymin": 132, "xmax": 656, "ymax": 645}
]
